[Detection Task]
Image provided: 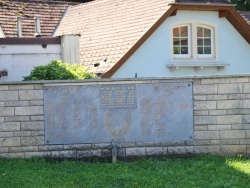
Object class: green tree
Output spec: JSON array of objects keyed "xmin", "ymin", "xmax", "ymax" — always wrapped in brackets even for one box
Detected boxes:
[
  {"xmin": 23, "ymin": 60, "xmax": 96, "ymax": 81},
  {"xmin": 230, "ymin": 0, "xmax": 250, "ymax": 11}
]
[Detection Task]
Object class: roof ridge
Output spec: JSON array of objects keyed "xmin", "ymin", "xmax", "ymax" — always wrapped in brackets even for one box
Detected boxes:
[
  {"xmin": 68, "ymin": 0, "xmax": 105, "ymax": 8},
  {"xmin": 174, "ymin": 0, "xmax": 232, "ymax": 4},
  {"xmin": 69, "ymin": 0, "xmax": 173, "ymax": 9}
]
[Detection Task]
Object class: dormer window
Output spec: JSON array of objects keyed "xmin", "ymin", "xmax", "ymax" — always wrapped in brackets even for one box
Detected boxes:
[{"xmin": 171, "ymin": 22, "xmax": 217, "ymax": 61}]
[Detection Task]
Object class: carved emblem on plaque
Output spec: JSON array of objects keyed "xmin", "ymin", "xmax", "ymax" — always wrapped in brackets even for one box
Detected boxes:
[{"xmin": 104, "ymin": 110, "xmax": 131, "ymax": 137}]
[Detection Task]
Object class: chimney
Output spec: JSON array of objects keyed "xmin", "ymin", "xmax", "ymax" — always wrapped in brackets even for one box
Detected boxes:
[
  {"xmin": 34, "ymin": 16, "xmax": 41, "ymax": 37},
  {"xmin": 17, "ymin": 17, "xmax": 22, "ymax": 38}
]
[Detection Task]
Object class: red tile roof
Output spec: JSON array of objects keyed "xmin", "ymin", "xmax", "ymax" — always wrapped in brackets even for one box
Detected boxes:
[
  {"xmin": 54, "ymin": 0, "xmax": 250, "ymax": 77},
  {"xmin": 0, "ymin": 0, "xmax": 78, "ymax": 37},
  {"xmin": 239, "ymin": 11, "xmax": 250, "ymax": 26}
]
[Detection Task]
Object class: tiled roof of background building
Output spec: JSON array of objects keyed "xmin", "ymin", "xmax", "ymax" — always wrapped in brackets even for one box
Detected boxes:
[
  {"xmin": 54, "ymin": 0, "xmax": 235, "ymax": 75},
  {"xmin": 239, "ymin": 11, "xmax": 250, "ymax": 26},
  {"xmin": 0, "ymin": 0, "xmax": 78, "ymax": 37}
]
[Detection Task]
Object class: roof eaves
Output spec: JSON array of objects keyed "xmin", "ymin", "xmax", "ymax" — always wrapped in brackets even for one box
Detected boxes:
[
  {"xmin": 226, "ymin": 7, "xmax": 250, "ymax": 44},
  {"xmin": 169, "ymin": 2, "xmax": 235, "ymax": 6}
]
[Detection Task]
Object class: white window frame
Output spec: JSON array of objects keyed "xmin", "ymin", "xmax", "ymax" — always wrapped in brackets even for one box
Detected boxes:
[
  {"xmin": 171, "ymin": 21, "xmax": 218, "ymax": 62},
  {"xmin": 172, "ymin": 24, "xmax": 191, "ymax": 59},
  {"xmin": 196, "ymin": 25, "xmax": 215, "ymax": 59}
]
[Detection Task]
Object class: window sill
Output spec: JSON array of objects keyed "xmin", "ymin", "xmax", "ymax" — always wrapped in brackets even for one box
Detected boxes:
[{"xmin": 167, "ymin": 63, "xmax": 229, "ymax": 72}]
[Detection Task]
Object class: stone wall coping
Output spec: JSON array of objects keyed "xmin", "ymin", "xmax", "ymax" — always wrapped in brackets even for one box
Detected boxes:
[{"xmin": 1, "ymin": 74, "xmax": 250, "ymax": 85}]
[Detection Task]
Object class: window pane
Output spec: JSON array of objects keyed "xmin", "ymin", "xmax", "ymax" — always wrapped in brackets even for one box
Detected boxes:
[
  {"xmin": 204, "ymin": 47, "xmax": 211, "ymax": 54},
  {"xmin": 180, "ymin": 26, "xmax": 188, "ymax": 37},
  {"xmin": 173, "ymin": 27, "xmax": 179, "ymax": 37},
  {"xmin": 173, "ymin": 38, "xmax": 180, "ymax": 45},
  {"xmin": 204, "ymin": 28, "xmax": 211, "ymax": 37},
  {"xmin": 181, "ymin": 47, "xmax": 188, "ymax": 54},
  {"xmin": 174, "ymin": 46, "xmax": 180, "ymax": 54},
  {"xmin": 198, "ymin": 47, "xmax": 203, "ymax": 54},
  {"xmin": 197, "ymin": 27, "xmax": 203, "ymax": 37},
  {"xmin": 181, "ymin": 38, "xmax": 188, "ymax": 45},
  {"xmin": 204, "ymin": 39, "xmax": 211, "ymax": 46},
  {"xmin": 197, "ymin": 38, "xmax": 203, "ymax": 46}
]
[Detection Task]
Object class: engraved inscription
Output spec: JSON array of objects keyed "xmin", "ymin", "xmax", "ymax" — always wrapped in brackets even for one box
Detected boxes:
[
  {"xmin": 140, "ymin": 98, "xmax": 167, "ymax": 137},
  {"xmin": 73, "ymin": 100, "xmax": 98, "ymax": 128},
  {"xmin": 140, "ymin": 98, "xmax": 152, "ymax": 136},
  {"xmin": 100, "ymin": 84, "xmax": 136, "ymax": 109},
  {"xmin": 153, "ymin": 98, "xmax": 167, "ymax": 137}
]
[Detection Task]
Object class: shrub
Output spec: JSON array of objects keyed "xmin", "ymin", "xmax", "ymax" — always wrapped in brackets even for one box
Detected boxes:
[{"xmin": 23, "ymin": 60, "xmax": 96, "ymax": 81}]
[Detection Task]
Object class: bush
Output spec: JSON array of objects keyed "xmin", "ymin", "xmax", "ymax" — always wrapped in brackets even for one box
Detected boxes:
[{"xmin": 23, "ymin": 60, "xmax": 96, "ymax": 81}]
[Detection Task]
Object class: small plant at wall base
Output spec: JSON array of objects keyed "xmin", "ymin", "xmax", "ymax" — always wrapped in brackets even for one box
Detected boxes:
[{"xmin": 23, "ymin": 60, "xmax": 96, "ymax": 81}]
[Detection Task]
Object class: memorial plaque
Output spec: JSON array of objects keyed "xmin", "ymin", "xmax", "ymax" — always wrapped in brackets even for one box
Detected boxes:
[
  {"xmin": 44, "ymin": 82, "xmax": 193, "ymax": 144},
  {"xmin": 100, "ymin": 84, "xmax": 136, "ymax": 109}
]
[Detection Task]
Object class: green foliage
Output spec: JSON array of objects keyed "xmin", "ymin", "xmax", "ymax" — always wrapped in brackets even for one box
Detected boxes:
[
  {"xmin": 231, "ymin": 0, "xmax": 250, "ymax": 11},
  {"xmin": 23, "ymin": 60, "xmax": 96, "ymax": 81},
  {"xmin": 0, "ymin": 155, "xmax": 250, "ymax": 187}
]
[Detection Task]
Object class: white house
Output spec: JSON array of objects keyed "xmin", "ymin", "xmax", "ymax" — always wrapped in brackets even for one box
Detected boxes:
[
  {"xmin": 0, "ymin": 0, "xmax": 79, "ymax": 81},
  {"xmin": 54, "ymin": 0, "xmax": 250, "ymax": 78},
  {"xmin": 0, "ymin": 38, "xmax": 61, "ymax": 81}
]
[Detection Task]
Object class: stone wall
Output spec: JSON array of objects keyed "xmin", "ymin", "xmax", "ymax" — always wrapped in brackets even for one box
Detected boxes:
[
  {"xmin": 0, "ymin": 84, "xmax": 44, "ymax": 158},
  {"xmin": 193, "ymin": 77, "xmax": 250, "ymax": 155},
  {"xmin": 0, "ymin": 76, "xmax": 249, "ymax": 159}
]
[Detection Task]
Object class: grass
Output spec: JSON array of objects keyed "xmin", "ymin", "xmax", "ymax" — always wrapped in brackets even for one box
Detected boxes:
[{"xmin": 0, "ymin": 155, "xmax": 249, "ymax": 188}]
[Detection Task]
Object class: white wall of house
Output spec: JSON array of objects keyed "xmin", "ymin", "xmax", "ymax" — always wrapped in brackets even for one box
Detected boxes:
[
  {"xmin": 0, "ymin": 26, "xmax": 5, "ymax": 38},
  {"xmin": 112, "ymin": 10, "xmax": 250, "ymax": 78},
  {"xmin": 0, "ymin": 44, "xmax": 61, "ymax": 81},
  {"xmin": 61, "ymin": 35, "xmax": 80, "ymax": 64}
]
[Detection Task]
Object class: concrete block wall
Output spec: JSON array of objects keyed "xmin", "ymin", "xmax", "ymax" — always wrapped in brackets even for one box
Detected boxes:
[{"xmin": 0, "ymin": 76, "xmax": 249, "ymax": 159}]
